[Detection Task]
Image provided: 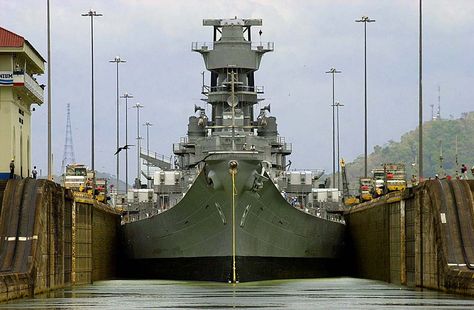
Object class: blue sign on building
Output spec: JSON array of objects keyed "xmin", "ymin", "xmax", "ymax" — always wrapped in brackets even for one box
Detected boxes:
[{"xmin": 0, "ymin": 71, "xmax": 13, "ymax": 85}]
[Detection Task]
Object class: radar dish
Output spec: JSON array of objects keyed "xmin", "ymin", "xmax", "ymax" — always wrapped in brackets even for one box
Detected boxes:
[{"xmin": 227, "ymin": 95, "xmax": 238, "ymax": 107}]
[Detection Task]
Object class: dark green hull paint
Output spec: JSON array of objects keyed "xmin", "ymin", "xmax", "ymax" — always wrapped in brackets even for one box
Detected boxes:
[{"xmin": 122, "ymin": 159, "xmax": 345, "ymax": 281}]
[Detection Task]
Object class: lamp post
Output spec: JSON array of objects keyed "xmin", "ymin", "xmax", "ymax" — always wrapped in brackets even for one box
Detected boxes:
[
  {"xmin": 333, "ymin": 101, "xmax": 344, "ymax": 190},
  {"xmin": 120, "ymin": 92, "xmax": 133, "ymax": 197},
  {"xmin": 82, "ymin": 9, "xmax": 102, "ymax": 197},
  {"xmin": 144, "ymin": 121, "xmax": 153, "ymax": 188},
  {"xmin": 47, "ymin": 0, "xmax": 52, "ymax": 180},
  {"xmin": 355, "ymin": 16, "xmax": 375, "ymax": 178},
  {"xmin": 133, "ymin": 103, "xmax": 144, "ymax": 189},
  {"xmin": 418, "ymin": 0, "xmax": 423, "ymax": 181},
  {"xmin": 325, "ymin": 67, "xmax": 341, "ymax": 188},
  {"xmin": 109, "ymin": 56, "xmax": 126, "ymax": 195}
]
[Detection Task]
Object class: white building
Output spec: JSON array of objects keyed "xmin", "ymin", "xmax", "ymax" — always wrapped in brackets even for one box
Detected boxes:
[{"xmin": 0, "ymin": 27, "xmax": 45, "ymax": 179}]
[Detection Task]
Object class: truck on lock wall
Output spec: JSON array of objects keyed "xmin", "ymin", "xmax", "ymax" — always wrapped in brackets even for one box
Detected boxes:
[
  {"xmin": 359, "ymin": 177, "xmax": 374, "ymax": 202},
  {"xmin": 63, "ymin": 164, "xmax": 89, "ymax": 191},
  {"xmin": 372, "ymin": 168, "xmax": 385, "ymax": 197},
  {"xmin": 63, "ymin": 163, "xmax": 108, "ymax": 203},
  {"xmin": 384, "ymin": 163, "xmax": 406, "ymax": 192},
  {"xmin": 372, "ymin": 163, "xmax": 407, "ymax": 195}
]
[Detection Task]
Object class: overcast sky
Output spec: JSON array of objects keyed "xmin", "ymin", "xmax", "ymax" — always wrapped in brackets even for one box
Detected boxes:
[{"xmin": 2, "ymin": 0, "xmax": 474, "ymax": 180}]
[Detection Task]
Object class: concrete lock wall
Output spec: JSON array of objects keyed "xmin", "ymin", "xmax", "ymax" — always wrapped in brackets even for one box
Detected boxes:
[
  {"xmin": 92, "ymin": 204, "xmax": 119, "ymax": 281},
  {"xmin": 0, "ymin": 179, "xmax": 120, "ymax": 302},
  {"xmin": 345, "ymin": 179, "xmax": 474, "ymax": 296},
  {"xmin": 73, "ymin": 201, "xmax": 120, "ymax": 284}
]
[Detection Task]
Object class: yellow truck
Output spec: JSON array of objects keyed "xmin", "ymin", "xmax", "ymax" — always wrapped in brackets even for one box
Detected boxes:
[
  {"xmin": 63, "ymin": 164, "xmax": 108, "ymax": 203},
  {"xmin": 359, "ymin": 177, "xmax": 374, "ymax": 202},
  {"xmin": 372, "ymin": 163, "xmax": 407, "ymax": 195}
]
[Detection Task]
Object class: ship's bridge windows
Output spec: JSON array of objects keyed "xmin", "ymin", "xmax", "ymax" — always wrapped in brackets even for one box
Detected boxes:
[{"xmin": 75, "ymin": 168, "xmax": 87, "ymax": 176}]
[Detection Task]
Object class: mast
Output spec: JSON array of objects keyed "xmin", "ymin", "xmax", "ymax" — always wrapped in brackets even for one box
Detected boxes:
[{"xmin": 230, "ymin": 70, "xmax": 236, "ymax": 150}]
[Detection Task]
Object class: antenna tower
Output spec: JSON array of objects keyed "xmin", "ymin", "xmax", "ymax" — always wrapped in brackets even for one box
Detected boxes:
[
  {"xmin": 436, "ymin": 85, "xmax": 441, "ymax": 120},
  {"xmin": 61, "ymin": 103, "xmax": 76, "ymax": 174}
]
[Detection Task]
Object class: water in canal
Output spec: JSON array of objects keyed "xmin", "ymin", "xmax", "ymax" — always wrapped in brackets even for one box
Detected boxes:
[{"xmin": 1, "ymin": 277, "xmax": 474, "ymax": 309}]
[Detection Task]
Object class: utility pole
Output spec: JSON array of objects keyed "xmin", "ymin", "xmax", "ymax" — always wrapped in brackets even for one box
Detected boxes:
[
  {"xmin": 455, "ymin": 135, "xmax": 459, "ymax": 178},
  {"xmin": 109, "ymin": 56, "xmax": 126, "ymax": 194},
  {"xmin": 439, "ymin": 140, "xmax": 443, "ymax": 177},
  {"xmin": 133, "ymin": 103, "xmax": 144, "ymax": 189},
  {"xmin": 120, "ymin": 92, "xmax": 133, "ymax": 197},
  {"xmin": 418, "ymin": 0, "xmax": 424, "ymax": 181},
  {"xmin": 144, "ymin": 122, "xmax": 153, "ymax": 188},
  {"xmin": 333, "ymin": 101, "xmax": 344, "ymax": 190},
  {"xmin": 325, "ymin": 67, "xmax": 341, "ymax": 188},
  {"xmin": 356, "ymin": 16, "xmax": 375, "ymax": 178},
  {"xmin": 47, "ymin": 0, "xmax": 52, "ymax": 180},
  {"xmin": 82, "ymin": 9, "xmax": 102, "ymax": 197}
]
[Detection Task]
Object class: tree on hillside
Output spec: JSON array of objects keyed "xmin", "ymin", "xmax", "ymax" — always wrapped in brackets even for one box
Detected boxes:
[{"xmin": 343, "ymin": 111, "xmax": 474, "ymax": 190}]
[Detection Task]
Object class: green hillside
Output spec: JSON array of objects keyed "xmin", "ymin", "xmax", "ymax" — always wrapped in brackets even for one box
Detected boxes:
[{"xmin": 344, "ymin": 111, "xmax": 474, "ymax": 191}]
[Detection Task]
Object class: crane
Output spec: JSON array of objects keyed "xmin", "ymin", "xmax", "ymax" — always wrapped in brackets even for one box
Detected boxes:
[{"xmin": 340, "ymin": 158, "xmax": 359, "ymax": 206}]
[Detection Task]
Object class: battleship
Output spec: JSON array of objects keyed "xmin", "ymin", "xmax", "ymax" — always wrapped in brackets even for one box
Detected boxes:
[{"xmin": 121, "ymin": 18, "xmax": 345, "ymax": 282}]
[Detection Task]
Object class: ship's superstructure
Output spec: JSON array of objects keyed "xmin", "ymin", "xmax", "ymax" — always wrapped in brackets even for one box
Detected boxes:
[
  {"xmin": 175, "ymin": 18, "xmax": 286, "ymax": 169},
  {"xmin": 122, "ymin": 18, "xmax": 345, "ymax": 282}
]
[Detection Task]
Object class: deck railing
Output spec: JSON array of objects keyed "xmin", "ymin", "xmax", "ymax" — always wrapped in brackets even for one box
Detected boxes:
[
  {"xmin": 192, "ymin": 41, "xmax": 274, "ymax": 52},
  {"xmin": 13, "ymin": 72, "xmax": 44, "ymax": 103}
]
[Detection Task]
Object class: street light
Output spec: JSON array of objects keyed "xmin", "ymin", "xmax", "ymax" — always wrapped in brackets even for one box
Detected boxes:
[
  {"xmin": 326, "ymin": 67, "xmax": 341, "ymax": 188},
  {"xmin": 82, "ymin": 9, "xmax": 102, "ymax": 197},
  {"xmin": 109, "ymin": 56, "xmax": 126, "ymax": 195},
  {"xmin": 418, "ymin": 0, "xmax": 423, "ymax": 181},
  {"xmin": 144, "ymin": 121, "xmax": 153, "ymax": 188},
  {"xmin": 355, "ymin": 15, "xmax": 375, "ymax": 178},
  {"xmin": 120, "ymin": 92, "xmax": 133, "ymax": 197},
  {"xmin": 133, "ymin": 103, "xmax": 144, "ymax": 189},
  {"xmin": 47, "ymin": 0, "xmax": 52, "ymax": 180},
  {"xmin": 332, "ymin": 101, "xmax": 344, "ymax": 190}
]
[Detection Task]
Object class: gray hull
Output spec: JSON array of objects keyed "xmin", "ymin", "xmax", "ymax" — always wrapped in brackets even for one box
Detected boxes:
[{"xmin": 121, "ymin": 159, "xmax": 345, "ymax": 281}]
